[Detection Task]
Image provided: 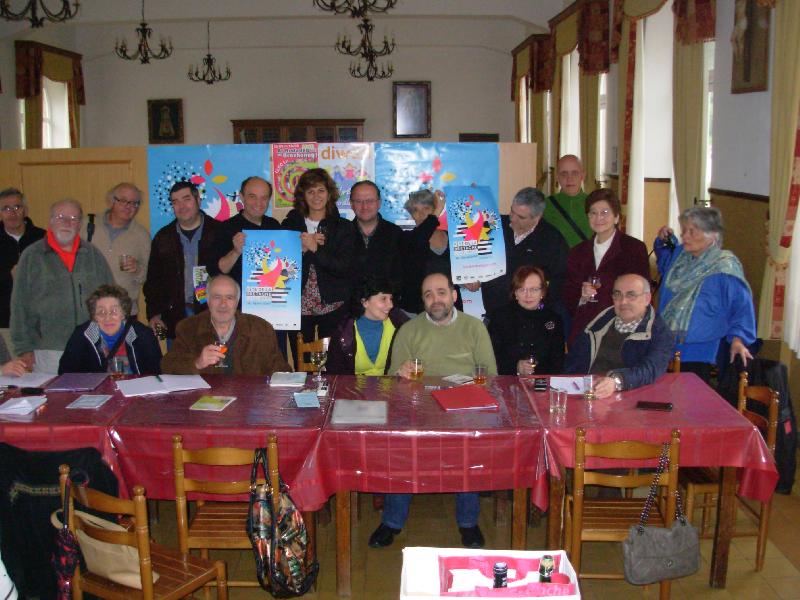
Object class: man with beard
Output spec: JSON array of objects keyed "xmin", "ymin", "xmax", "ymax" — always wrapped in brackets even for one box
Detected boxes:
[
  {"xmin": 367, "ymin": 272, "xmax": 497, "ymax": 550},
  {"xmin": 11, "ymin": 199, "xmax": 113, "ymax": 373}
]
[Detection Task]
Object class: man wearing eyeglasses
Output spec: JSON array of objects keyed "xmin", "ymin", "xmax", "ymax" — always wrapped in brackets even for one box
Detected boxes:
[
  {"xmin": 0, "ymin": 188, "xmax": 45, "ymax": 328},
  {"xmin": 11, "ymin": 199, "xmax": 113, "ymax": 373},
  {"xmin": 565, "ymin": 273, "xmax": 674, "ymax": 399},
  {"xmin": 83, "ymin": 183, "xmax": 151, "ymax": 317}
]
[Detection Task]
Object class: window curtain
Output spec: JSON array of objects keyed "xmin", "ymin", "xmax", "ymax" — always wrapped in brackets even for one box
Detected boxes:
[
  {"xmin": 550, "ymin": 8, "xmax": 580, "ymax": 180},
  {"xmin": 672, "ymin": 0, "xmax": 715, "ymax": 214},
  {"xmin": 15, "ymin": 40, "xmax": 85, "ymax": 149},
  {"xmin": 759, "ymin": 0, "xmax": 800, "ymax": 344},
  {"xmin": 578, "ymin": 0, "xmax": 610, "ymax": 193},
  {"xmin": 528, "ymin": 35, "xmax": 555, "ymax": 190}
]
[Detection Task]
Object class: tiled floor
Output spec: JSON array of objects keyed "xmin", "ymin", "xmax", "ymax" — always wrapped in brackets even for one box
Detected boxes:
[{"xmin": 148, "ymin": 484, "xmax": 800, "ymax": 599}]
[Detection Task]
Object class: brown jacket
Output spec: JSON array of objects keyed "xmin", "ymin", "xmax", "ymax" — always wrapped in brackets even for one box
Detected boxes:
[{"xmin": 161, "ymin": 311, "xmax": 290, "ymax": 376}]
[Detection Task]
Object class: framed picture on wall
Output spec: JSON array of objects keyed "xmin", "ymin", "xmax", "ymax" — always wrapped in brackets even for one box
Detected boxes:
[
  {"xmin": 731, "ymin": 0, "xmax": 770, "ymax": 94},
  {"xmin": 147, "ymin": 99, "xmax": 184, "ymax": 144},
  {"xmin": 393, "ymin": 81, "xmax": 431, "ymax": 138}
]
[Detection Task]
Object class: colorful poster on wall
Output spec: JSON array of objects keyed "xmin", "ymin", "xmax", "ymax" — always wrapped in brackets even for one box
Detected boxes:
[
  {"xmin": 147, "ymin": 144, "xmax": 271, "ymax": 236},
  {"xmin": 318, "ymin": 143, "xmax": 374, "ymax": 219},
  {"xmin": 272, "ymin": 143, "xmax": 318, "ymax": 209},
  {"xmin": 373, "ymin": 142, "xmax": 499, "ymax": 227},
  {"xmin": 446, "ymin": 185, "xmax": 506, "ymax": 284},
  {"xmin": 241, "ymin": 230, "xmax": 302, "ymax": 330}
]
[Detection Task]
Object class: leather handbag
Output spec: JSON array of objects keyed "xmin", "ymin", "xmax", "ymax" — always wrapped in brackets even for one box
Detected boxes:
[
  {"xmin": 247, "ymin": 447, "xmax": 318, "ymax": 597},
  {"xmin": 622, "ymin": 444, "xmax": 700, "ymax": 585}
]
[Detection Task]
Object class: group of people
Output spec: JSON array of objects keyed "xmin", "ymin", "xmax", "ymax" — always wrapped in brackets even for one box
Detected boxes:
[{"xmin": 0, "ymin": 151, "xmax": 757, "ymax": 548}]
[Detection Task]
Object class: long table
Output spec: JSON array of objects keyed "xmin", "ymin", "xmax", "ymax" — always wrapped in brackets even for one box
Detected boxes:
[{"xmin": 523, "ymin": 372, "xmax": 779, "ymax": 589}]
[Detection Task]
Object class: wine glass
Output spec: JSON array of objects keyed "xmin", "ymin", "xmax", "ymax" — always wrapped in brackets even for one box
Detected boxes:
[
  {"xmin": 587, "ymin": 275, "xmax": 601, "ymax": 303},
  {"xmin": 526, "ymin": 353, "xmax": 538, "ymax": 375},
  {"xmin": 311, "ymin": 349, "xmax": 328, "ymax": 382},
  {"xmin": 214, "ymin": 340, "xmax": 228, "ymax": 368}
]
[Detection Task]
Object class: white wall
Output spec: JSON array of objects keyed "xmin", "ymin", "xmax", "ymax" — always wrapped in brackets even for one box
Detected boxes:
[
  {"xmin": 711, "ymin": 0, "xmax": 771, "ymax": 195},
  {"xmin": 642, "ymin": 3, "xmax": 673, "ymax": 179}
]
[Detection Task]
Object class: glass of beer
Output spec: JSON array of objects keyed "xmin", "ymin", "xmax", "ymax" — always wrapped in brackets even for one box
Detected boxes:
[
  {"xmin": 118, "ymin": 254, "xmax": 131, "ymax": 271},
  {"xmin": 109, "ymin": 356, "xmax": 126, "ymax": 379},
  {"xmin": 473, "ymin": 364, "xmax": 488, "ymax": 385},
  {"xmin": 409, "ymin": 358, "xmax": 424, "ymax": 380},
  {"xmin": 583, "ymin": 374, "xmax": 596, "ymax": 401}
]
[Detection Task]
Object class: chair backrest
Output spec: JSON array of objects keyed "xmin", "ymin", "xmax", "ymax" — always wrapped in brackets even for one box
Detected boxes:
[
  {"xmin": 574, "ymin": 427, "xmax": 681, "ymax": 525},
  {"xmin": 58, "ymin": 464, "xmax": 154, "ymax": 598},
  {"xmin": 296, "ymin": 332, "xmax": 324, "ymax": 373},
  {"xmin": 668, "ymin": 350, "xmax": 681, "ymax": 373},
  {"xmin": 737, "ymin": 372, "xmax": 780, "ymax": 457}
]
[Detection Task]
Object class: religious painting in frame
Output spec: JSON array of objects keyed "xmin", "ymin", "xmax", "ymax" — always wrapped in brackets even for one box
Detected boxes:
[
  {"xmin": 731, "ymin": 0, "xmax": 770, "ymax": 94},
  {"xmin": 393, "ymin": 81, "xmax": 431, "ymax": 138},
  {"xmin": 148, "ymin": 98, "xmax": 184, "ymax": 144}
]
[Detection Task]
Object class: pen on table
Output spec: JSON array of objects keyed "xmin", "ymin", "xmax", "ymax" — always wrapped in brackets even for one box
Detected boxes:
[{"xmin": 156, "ymin": 375, "xmax": 163, "ymax": 382}]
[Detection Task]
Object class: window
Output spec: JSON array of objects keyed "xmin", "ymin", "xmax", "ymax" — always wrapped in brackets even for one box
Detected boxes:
[
  {"xmin": 518, "ymin": 75, "xmax": 530, "ymax": 143},
  {"xmin": 41, "ymin": 76, "xmax": 70, "ymax": 149},
  {"xmin": 559, "ymin": 49, "xmax": 581, "ymax": 157},
  {"xmin": 703, "ymin": 41, "xmax": 715, "ymax": 198},
  {"xmin": 597, "ymin": 72, "xmax": 608, "ymax": 186}
]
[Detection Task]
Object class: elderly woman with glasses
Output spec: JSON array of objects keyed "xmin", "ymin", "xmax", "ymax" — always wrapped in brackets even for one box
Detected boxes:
[
  {"xmin": 58, "ymin": 284, "xmax": 162, "ymax": 375},
  {"xmin": 654, "ymin": 206, "xmax": 756, "ymax": 382},
  {"xmin": 486, "ymin": 265, "xmax": 564, "ymax": 375},
  {"xmin": 563, "ymin": 188, "xmax": 650, "ymax": 345}
]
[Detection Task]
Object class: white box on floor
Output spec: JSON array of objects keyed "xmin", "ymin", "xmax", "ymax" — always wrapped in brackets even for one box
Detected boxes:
[{"xmin": 400, "ymin": 547, "xmax": 580, "ymax": 599}]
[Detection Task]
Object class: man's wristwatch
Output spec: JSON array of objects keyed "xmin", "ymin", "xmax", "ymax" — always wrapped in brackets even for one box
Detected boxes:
[{"xmin": 610, "ymin": 372, "xmax": 624, "ymax": 392}]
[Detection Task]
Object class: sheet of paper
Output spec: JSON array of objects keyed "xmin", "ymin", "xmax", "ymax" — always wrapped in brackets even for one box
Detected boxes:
[
  {"xmin": 190, "ymin": 395, "xmax": 236, "ymax": 411},
  {"xmin": 331, "ymin": 399, "xmax": 387, "ymax": 425},
  {"xmin": 441, "ymin": 374, "xmax": 474, "ymax": 385},
  {"xmin": 270, "ymin": 372, "xmax": 308, "ymax": 387},
  {"xmin": 0, "ymin": 395, "xmax": 47, "ymax": 415},
  {"xmin": 0, "ymin": 373, "xmax": 55, "ymax": 388},
  {"xmin": 116, "ymin": 377, "xmax": 166, "ymax": 397},
  {"xmin": 159, "ymin": 375, "xmax": 211, "ymax": 392},
  {"xmin": 66, "ymin": 394, "xmax": 113, "ymax": 410},
  {"xmin": 548, "ymin": 376, "xmax": 585, "ymax": 394},
  {"xmin": 293, "ymin": 391, "xmax": 320, "ymax": 408}
]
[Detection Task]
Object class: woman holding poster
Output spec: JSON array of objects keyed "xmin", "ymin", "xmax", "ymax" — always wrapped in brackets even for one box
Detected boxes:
[{"xmin": 282, "ymin": 168, "xmax": 355, "ymax": 367}]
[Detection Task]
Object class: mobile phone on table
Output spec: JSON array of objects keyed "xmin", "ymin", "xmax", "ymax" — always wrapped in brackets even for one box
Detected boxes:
[
  {"xmin": 20, "ymin": 387, "xmax": 45, "ymax": 395},
  {"xmin": 533, "ymin": 378, "xmax": 548, "ymax": 392},
  {"xmin": 635, "ymin": 400, "xmax": 673, "ymax": 411}
]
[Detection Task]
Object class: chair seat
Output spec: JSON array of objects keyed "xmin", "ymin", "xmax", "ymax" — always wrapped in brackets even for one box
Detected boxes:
[
  {"xmin": 578, "ymin": 498, "xmax": 667, "ymax": 542},
  {"xmin": 188, "ymin": 501, "xmax": 251, "ymax": 549},
  {"xmin": 81, "ymin": 542, "xmax": 221, "ymax": 600},
  {"xmin": 680, "ymin": 466, "xmax": 719, "ymax": 489}
]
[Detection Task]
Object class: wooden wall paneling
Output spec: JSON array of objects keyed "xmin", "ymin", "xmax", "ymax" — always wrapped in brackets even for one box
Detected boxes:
[{"xmin": 499, "ymin": 143, "xmax": 537, "ymax": 213}]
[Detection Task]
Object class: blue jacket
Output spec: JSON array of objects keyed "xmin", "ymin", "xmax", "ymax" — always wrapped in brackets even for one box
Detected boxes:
[
  {"xmin": 566, "ymin": 305, "xmax": 675, "ymax": 391},
  {"xmin": 654, "ymin": 238, "xmax": 756, "ymax": 364},
  {"xmin": 58, "ymin": 320, "xmax": 162, "ymax": 375}
]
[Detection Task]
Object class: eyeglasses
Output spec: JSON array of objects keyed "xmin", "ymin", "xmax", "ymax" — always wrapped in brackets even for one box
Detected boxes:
[
  {"xmin": 588, "ymin": 208, "xmax": 613, "ymax": 219},
  {"xmin": 95, "ymin": 308, "xmax": 123, "ymax": 317},
  {"xmin": 113, "ymin": 196, "xmax": 141, "ymax": 208},
  {"xmin": 517, "ymin": 287, "xmax": 543, "ymax": 295},
  {"xmin": 612, "ymin": 290, "xmax": 647, "ymax": 301},
  {"xmin": 51, "ymin": 214, "xmax": 81, "ymax": 225},
  {"xmin": 1, "ymin": 204, "xmax": 23, "ymax": 213}
]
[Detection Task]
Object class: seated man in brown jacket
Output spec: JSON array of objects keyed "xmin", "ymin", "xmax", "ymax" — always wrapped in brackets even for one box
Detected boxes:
[{"xmin": 161, "ymin": 275, "xmax": 290, "ymax": 375}]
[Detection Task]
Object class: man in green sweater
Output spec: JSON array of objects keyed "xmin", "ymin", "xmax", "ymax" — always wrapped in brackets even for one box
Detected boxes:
[
  {"xmin": 368, "ymin": 272, "xmax": 497, "ymax": 550},
  {"xmin": 543, "ymin": 154, "xmax": 593, "ymax": 248}
]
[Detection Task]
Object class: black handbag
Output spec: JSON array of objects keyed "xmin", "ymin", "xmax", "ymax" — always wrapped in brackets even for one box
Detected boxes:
[
  {"xmin": 622, "ymin": 443, "xmax": 700, "ymax": 585},
  {"xmin": 246, "ymin": 447, "xmax": 318, "ymax": 597}
]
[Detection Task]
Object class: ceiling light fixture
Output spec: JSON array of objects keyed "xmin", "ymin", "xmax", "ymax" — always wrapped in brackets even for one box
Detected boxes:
[
  {"xmin": 0, "ymin": 0, "xmax": 79, "ymax": 28},
  {"xmin": 115, "ymin": 0, "xmax": 172, "ymax": 64},
  {"xmin": 188, "ymin": 21, "xmax": 230, "ymax": 85}
]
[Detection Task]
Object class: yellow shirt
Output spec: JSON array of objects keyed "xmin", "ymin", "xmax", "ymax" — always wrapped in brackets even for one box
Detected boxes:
[{"xmin": 354, "ymin": 319, "xmax": 396, "ymax": 375}]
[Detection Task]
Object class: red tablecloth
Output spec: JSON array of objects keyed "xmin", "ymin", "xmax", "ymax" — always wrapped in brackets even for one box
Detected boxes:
[
  {"xmin": 109, "ymin": 375, "xmax": 327, "ymax": 509},
  {"xmin": 0, "ymin": 380, "xmax": 126, "ymax": 480},
  {"xmin": 524, "ymin": 373, "xmax": 778, "ymax": 505},
  {"xmin": 291, "ymin": 375, "xmax": 548, "ymax": 508}
]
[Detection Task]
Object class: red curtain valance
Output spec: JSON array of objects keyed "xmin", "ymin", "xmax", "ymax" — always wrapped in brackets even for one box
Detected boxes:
[
  {"xmin": 673, "ymin": 0, "xmax": 716, "ymax": 44},
  {"xmin": 15, "ymin": 40, "xmax": 85, "ymax": 105},
  {"xmin": 579, "ymin": 0, "xmax": 611, "ymax": 74},
  {"xmin": 529, "ymin": 34, "xmax": 555, "ymax": 93}
]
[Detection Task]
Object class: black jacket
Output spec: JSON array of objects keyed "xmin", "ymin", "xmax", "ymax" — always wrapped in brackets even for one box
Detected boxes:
[
  {"xmin": 486, "ymin": 302, "xmax": 565, "ymax": 375},
  {"xmin": 398, "ymin": 215, "xmax": 452, "ymax": 314},
  {"xmin": 480, "ymin": 216, "xmax": 569, "ymax": 316},
  {"xmin": 282, "ymin": 207, "xmax": 355, "ymax": 306},
  {"xmin": 58, "ymin": 319, "xmax": 162, "ymax": 375},
  {"xmin": 327, "ymin": 308, "xmax": 409, "ymax": 374},
  {"xmin": 143, "ymin": 213, "xmax": 220, "ymax": 338},
  {"xmin": 350, "ymin": 215, "xmax": 405, "ymax": 296},
  {"xmin": 0, "ymin": 217, "xmax": 45, "ymax": 327}
]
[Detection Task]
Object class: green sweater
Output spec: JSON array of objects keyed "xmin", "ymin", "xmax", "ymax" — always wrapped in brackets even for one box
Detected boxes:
[
  {"xmin": 543, "ymin": 190, "xmax": 592, "ymax": 248},
  {"xmin": 389, "ymin": 311, "xmax": 497, "ymax": 376}
]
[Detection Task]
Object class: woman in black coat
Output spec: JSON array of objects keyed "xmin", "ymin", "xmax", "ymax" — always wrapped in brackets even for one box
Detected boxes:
[{"xmin": 486, "ymin": 265, "xmax": 564, "ymax": 375}]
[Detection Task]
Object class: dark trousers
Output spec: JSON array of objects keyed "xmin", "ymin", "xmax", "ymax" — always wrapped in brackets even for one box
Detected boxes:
[{"xmin": 681, "ymin": 361, "xmax": 712, "ymax": 384}]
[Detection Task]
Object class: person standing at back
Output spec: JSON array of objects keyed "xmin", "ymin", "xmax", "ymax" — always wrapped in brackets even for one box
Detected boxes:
[{"xmin": 542, "ymin": 155, "xmax": 593, "ymax": 248}]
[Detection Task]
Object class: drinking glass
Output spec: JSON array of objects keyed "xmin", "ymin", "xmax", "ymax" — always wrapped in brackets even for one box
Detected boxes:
[
  {"xmin": 583, "ymin": 374, "xmax": 596, "ymax": 401},
  {"xmin": 549, "ymin": 388, "xmax": 567, "ymax": 415},
  {"xmin": 118, "ymin": 254, "xmax": 131, "ymax": 271},
  {"xmin": 214, "ymin": 341, "xmax": 228, "ymax": 368},
  {"xmin": 587, "ymin": 275, "xmax": 601, "ymax": 303},
  {"xmin": 311, "ymin": 349, "xmax": 328, "ymax": 382},
  {"xmin": 473, "ymin": 364, "xmax": 488, "ymax": 385},
  {"xmin": 409, "ymin": 358, "xmax": 424, "ymax": 381},
  {"xmin": 109, "ymin": 356, "xmax": 126, "ymax": 379}
]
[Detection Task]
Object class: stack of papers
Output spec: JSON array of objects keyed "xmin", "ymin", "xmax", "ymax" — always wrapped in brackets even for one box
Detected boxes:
[
  {"xmin": 548, "ymin": 376, "xmax": 585, "ymax": 394},
  {"xmin": 331, "ymin": 399, "xmax": 387, "ymax": 425},
  {"xmin": 66, "ymin": 394, "xmax": 113, "ymax": 410},
  {"xmin": 190, "ymin": 395, "xmax": 236, "ymax": 411},
  {"xmin": 116, "ymin": 375, "xmax": 211, "ymax": 397},
  {"xmin": 0, "ymin": 373, "xmax": 54, "ymax": 388},
  {"xmin": 47, "ymin": 373, "xmax": 109, "ymax": 392},
  {"xmin": 270, "ymin": 372, "xmax": 308, "ymax": 388},
  {"xmin": 0, "ymin": 395, "xmax": 47, "ymax": 415}
]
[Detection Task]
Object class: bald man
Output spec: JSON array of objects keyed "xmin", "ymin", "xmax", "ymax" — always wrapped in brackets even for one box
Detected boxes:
[{"xmin": 543, "ymin": 154, "xmax": 593, "ymax": 248}]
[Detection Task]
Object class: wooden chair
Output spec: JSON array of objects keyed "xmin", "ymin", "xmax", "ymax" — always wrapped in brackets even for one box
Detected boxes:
[
  {"xmin": 565, "ymin": 427, "xmax": 681, "ymax": 600},
  {"xmin": 681, "ymin": 372, "xmax": 778, "ymax": 571},
  {"xmin": 58, "ymin": 464, "xmax": 227, "ymax": 600},
  {"xmin": 668, "ymin": 350, "xmax": 681, "ymax": 373},
  {"xmin": 296, "ymin": 332, "xmax": 324, "ymax": 372}
]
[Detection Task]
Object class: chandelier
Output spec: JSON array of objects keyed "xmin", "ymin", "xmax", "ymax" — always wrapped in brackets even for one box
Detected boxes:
[
  {"xmin": 314, "ymin": 0, "xmax": 397, "ymax": 81},
  {"xmin": 188, "ymin": 22, "xmax": 230, "ymax": 85},
  {"xmin": 115, "ymin": 0, "xmax": 172, "ymax": 64},
  {"xmin": 0, "ymin": 0, "xmax": 79, "ymax": 28}
]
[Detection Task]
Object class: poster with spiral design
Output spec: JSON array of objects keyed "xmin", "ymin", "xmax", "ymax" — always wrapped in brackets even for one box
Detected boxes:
[{"xmin": 272, "ymin": 143, "xmax": 318, "ymax": 209}]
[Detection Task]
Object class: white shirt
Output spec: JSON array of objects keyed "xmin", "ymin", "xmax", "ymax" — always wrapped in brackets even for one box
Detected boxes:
[{"xmin": 593, "ymin": 230, "xmax": 616, "ymax": 269}]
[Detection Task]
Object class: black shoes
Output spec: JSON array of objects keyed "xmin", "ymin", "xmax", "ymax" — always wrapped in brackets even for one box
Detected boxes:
[
  {"xmin": 368, "ymin": 523, "xmax": 401, "ymax": 548},
  {"xmin": 459, "ymin": 525, "xmax": 485, "ymax": 548}
]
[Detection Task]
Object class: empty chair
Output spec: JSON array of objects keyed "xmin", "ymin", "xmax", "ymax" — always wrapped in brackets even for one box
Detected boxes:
[{"xmin": 296, "ymin": 332, "xmax": 324, "ymax": 373}]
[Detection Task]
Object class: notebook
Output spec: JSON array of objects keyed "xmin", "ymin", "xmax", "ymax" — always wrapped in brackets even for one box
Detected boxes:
[
  {"xmin": 47, "ymin": 373, "xmax": 109, "ymax": 392},
  {"xmin": 190, "ymin": 395, "xmax": 236, "ymax": 412},
  {"xmin": 330, "ymin": 399, "xmax": 387, "ymax": 425},
  {"xmin": 431, "ymin": 384, "xmax": 499, "ymax": 411}
]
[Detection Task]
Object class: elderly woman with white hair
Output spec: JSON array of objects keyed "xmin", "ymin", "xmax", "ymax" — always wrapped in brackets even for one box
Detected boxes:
[{"xmin": 655, "ymin": 206, "xmax": 756, "ymax": 382}]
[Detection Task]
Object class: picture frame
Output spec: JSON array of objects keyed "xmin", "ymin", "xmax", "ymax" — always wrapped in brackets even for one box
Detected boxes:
[
  {"xmin": 393, "ymin": 81, "xmax": 431, "ymax": 138},
  {"xmin": 731, "ymin": 0, "xmax": 770, "ymax": 94},
  {"xmin": 147, "ymin": 98, "xmax": 184, "ymax": 144}
]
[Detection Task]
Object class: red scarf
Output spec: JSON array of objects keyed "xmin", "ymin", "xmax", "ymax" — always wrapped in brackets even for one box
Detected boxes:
[{"xmin": 47, "ymin": 228, "xmax": 80, "ymax": 272}]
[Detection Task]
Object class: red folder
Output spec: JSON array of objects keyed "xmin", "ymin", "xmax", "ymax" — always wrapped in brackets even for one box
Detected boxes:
[{"xmin": 432, "ymin": 384, "xmax": 499, "ymax": 411}]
